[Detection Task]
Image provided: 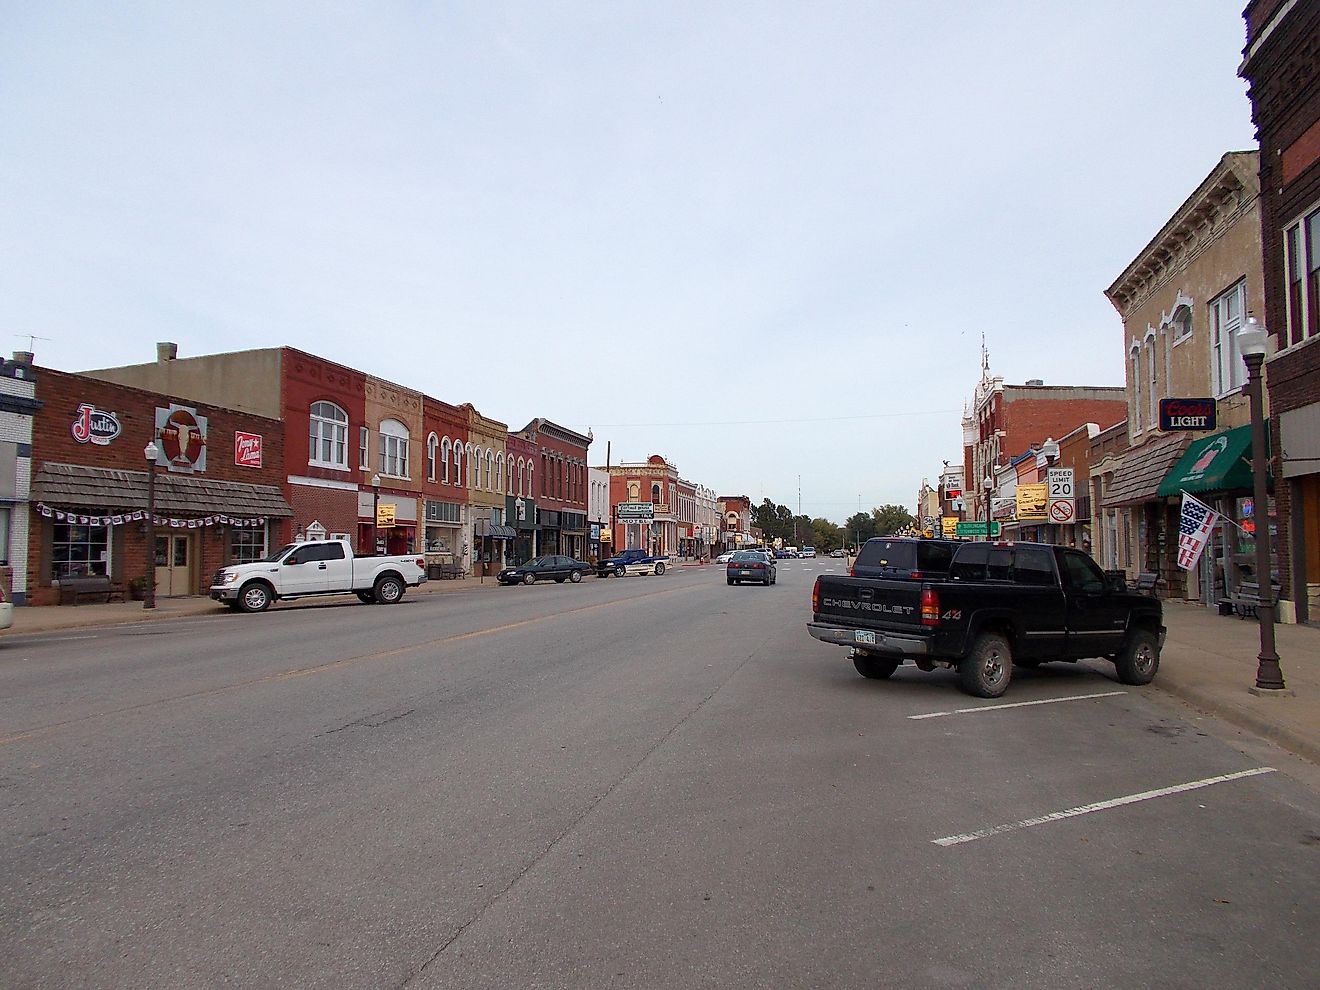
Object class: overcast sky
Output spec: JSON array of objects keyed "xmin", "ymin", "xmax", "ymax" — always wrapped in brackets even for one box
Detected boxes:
[{"xmin": 2, "ymin": 2, "xmax": 1257, "ymax": 523}]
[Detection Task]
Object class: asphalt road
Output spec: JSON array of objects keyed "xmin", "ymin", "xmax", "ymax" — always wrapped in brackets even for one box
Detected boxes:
[{"xmin": 2, "ymin": 560, "xmax": 1317, "ymax": 989}]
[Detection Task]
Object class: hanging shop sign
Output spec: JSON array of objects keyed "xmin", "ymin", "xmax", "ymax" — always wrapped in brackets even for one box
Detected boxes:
[
  {"xmin": 1016, "ymin": 483, "xmax": 1048, "ymax": 522},
  {"xmin": 1159, "ymin": 397, "xmax": 1217, "ymax": 432},
  {"xmin": 377, "ymin": 503, "xmax": 396, "ymax": 527},
  {"xmin": 155, "ymin": 404, "xmax": 208, "ymax": 474},
  {"xmin": 71, "ymin": 404, "xmax": 122, "ymax": 446},
  {"xmin": 234, "ymin": 431, "xmax": 263, "ymax": 468}
]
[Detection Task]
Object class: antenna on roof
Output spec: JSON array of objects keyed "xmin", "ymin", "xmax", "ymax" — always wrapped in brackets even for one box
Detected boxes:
[{"xmin": 16, "ymin": 333, "xmax": 51, "ymax": 352}]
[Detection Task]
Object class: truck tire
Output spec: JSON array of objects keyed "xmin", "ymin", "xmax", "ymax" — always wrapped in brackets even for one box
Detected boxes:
[
  {"xmin": 357, "ymin": 590, "xmax": 376, "ymax": 604},
  {"xmin": 569, "ymin": 570, "xmax": 582, "ymax": 583},
  {"xmin": 523, "ymin": 572, "xmax": 537, "ymax": 585},
  {"xmin": 1114, "ymin": 629, "xmax": 1160, "ymax": 685},
  {"xmin": 374, "ymin": 575, "xmax": 405, "ymax": 604},
  {"xmin": 238, "ymin": 582, "xmax": 273, "ymax": 613},
  {"xmin": 727, "ymin": 577, "xmax": 734, "ymax": 585},
  {"xmin": 615, "ymin": 564, "xmax": 626, "ymax": 577},
  {"xmin": 654, "ymin": 562, "xmax": 666, "ymax": 575},
  {"xmin": 853, "ymin": 654, "xmax": 900, "ymax": 679},
  {"xmin": 959, "ymin": 633, "xmax": 1012, "ymax": 698}
]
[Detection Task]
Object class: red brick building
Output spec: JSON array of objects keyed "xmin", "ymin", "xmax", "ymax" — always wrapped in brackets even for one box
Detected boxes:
[
  {"xmin": 1241, "ymin": 0, "xmax": 1320, "ymax": 622},
  {"xmin": 29, "ymin": 367, "xmax": 290, "ymax": 604},
  {"xmin": 518, "ymin": 418, "xmax": 592, "ymax": 558}
]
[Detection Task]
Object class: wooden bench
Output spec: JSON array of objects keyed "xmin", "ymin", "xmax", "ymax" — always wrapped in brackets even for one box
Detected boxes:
[
  {"xmin": 1130, "ymin": 572, "xmax": 1162, "ymax": 594},
  {"xmin": 58, "ymin": 575, "xmax": 127, "ymax": 605},
  {"xmin": 437, "ymin": 563, "xmax": 465, "ymax": 580},
  {"xmin": 1226, "ymin": 581, "xmax": 1279, "ymax": 620}
]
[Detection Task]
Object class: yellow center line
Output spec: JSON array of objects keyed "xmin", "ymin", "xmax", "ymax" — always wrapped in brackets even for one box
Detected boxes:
[{"xmin": 1, "ymin": 582, "xmax": 702, "ymax": 747}]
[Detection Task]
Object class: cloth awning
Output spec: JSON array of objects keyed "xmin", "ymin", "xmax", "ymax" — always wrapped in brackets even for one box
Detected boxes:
[
  {"xmin": 1101, "ymin": 434, "xmax": 1190, "ymax": 508},
  {"xmin": 32, "ymin": 462, "xmax": 293, "ymax": 517},
  {"xmin": 1156, "ymin": 425, "xmax": 1255, "ymax": 497},
  {"xmin": 486, "ymin": 524, "xmax": 518, "ymax": 539}
]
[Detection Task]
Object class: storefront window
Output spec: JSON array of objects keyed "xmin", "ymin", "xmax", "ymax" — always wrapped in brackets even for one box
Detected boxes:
[
  {"xmin": 1234, "ymin": 496, "xmax": 1279, "ymax": 586},
  {"xmin": 53, "ymin": 523, "xmax": 109, "ymax": 578},
  {"xmin": 230, "ymin": 526, "xmax": 267, "ymax": 564}
]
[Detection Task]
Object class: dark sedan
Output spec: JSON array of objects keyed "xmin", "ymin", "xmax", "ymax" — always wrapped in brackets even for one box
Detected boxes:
[
  {"xmin": 497, "ymin": 555, "xmax": 590, "ymax": 586},
  {"xmin": 726, "ymin": 550, "xmax": 776, "ymax": 586}
]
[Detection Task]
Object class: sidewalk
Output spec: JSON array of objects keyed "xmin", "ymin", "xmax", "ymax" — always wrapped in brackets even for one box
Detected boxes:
[{"xmin": 9, "ymin": 578, "xmax": 1317, "ymax": 765}]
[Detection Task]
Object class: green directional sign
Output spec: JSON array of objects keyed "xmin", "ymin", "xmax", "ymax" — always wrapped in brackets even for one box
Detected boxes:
[{"xmin": 956, "ymin": 521, "xmax": 1001, "ymax": 537}]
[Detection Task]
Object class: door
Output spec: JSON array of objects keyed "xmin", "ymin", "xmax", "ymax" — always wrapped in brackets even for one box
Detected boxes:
[
  {"xmin": 279, "ymin": 543, "xmax": 332, "ymax": 595},
  {"xmin": 1060, "ymin": 549, "xmax": 1128, "ymax": 658},
  {"xmin": 319, "ymin": 542, "xmax": 353, "ymax": 590},
  {"xmin": 154, "ymin": 534, "xmax": 195, "ymax": 597}
]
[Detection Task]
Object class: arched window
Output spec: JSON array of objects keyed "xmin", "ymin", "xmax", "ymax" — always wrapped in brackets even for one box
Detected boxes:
[
  {"xmin": 528, "ymin": 464, "xmax": 534, "ymax": 499},
  {"xmin": 441, "ymin": 437, "xmax": 452, "ymax": 484},
  {"xmin": 486, "ymin": 450, "xmax": 495, "ymax": 492},
  {"xmin": 507, "ymin": 458, "xmax": 514, "ymax": 495},
  {"xmin": 1129, "ymin": 346, "xmax": 1142, "ymax": 432},
  {"xmin": 466, "ymin": 443, "xmax": 476, "ymax": 489},
  {"xmin": 541, "ymin": 454, "xmax": 548, "ymax": 497},
  {"xmin": 379, "ymin": 419, "xmax": 410, "ymax": 478},
  {"xmin": 518, "ymin": 458, "xmax": 525, "ymax": 496},
  {"xmin": 309, "ymin": 401, "xmax": 349, "ymax": 469},
  {"xmin": 472, "ymin": 445, "xmax": 482, "ymax": 490},
  {"xmin": 496, "ymin": 452, "xmax": 505, "ymax": 494},
  {"xmin": 1172, "ymin": 305, "xmax": 1192, "ymax": 341},
  {"xmin": 427, "ymin": 433, "xmax": 438, "ymax": 482},
  {"xmin": 453, "ymin": 442, "xmax": 463, "ymax": 485},
  {"xmin": 651, "ymin": 483, "xmax": 661, "ymax": 504}
]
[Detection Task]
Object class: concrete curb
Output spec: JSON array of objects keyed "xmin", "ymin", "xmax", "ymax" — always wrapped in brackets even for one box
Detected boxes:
[{"xmin": 1153, "ymin": 677, "xmax": 1319, "ymax": 765}]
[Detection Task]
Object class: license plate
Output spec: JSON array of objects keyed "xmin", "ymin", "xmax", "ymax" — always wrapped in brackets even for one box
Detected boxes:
[
  {"xmin": 855, "ymin": 630, "xmax": 876, "ymax": 645},
  {"xmin": 739, "ymin": 570, "xmax": 752, "ymax": 576}
]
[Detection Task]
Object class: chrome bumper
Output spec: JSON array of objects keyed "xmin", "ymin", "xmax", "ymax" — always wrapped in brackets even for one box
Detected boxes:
[{"xmin": 806, "ymin": 622, "xmax": 929, "ymax": 656}]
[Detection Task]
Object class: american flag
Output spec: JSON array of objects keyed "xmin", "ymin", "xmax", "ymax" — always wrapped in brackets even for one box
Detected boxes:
[{"xmin": 1177, "ymin": 492, "xmax": 1219, "ymax": 571}]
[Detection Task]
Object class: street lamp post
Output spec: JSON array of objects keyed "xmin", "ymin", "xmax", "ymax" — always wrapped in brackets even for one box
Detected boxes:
[
  {"xmin": 983, "ymin": 474, "xmax": 993, "ymax": 541},
  {"xmin": 371, "ymin": 473, "xmax": 381, "ymax": 556},
  {"xmin": 1239, "ymin": 316, "xmax": 1287, "ymax": 694},
  {"xmin": 143, "ymin": 439, "xmax": 158, "ymax": 610}
]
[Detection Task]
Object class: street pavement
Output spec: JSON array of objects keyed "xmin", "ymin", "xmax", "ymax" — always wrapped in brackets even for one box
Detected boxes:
[{"xmin": 12, "ymin": 563, "xmax": 1319, "ymax": 767}]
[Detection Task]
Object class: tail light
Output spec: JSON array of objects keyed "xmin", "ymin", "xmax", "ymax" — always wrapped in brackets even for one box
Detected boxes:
[
  {"xmin": 415, "ymin": 558, "xmax": 425, "ymax": 569},
  {"xmin": 848, "ymin": 563, "xmax": 856, "ymax": 577},
  {"xmin": 910, "ymin": 571, "xmax": 922, "ymax": 580},
  {"xmin": 920, "ymin": 587, "xmax": 939, "ymax": 627},
  {"xmin": 812, "ymin": 576, "xmax": 821, "ymax": 613}
]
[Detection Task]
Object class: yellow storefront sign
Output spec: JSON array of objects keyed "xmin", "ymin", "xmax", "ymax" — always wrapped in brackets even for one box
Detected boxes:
[
  {"xmin": 377, "ymin": 503, "xmax": 396, "ymax": 527},
  {"xmin": 941, "ymin": 517, "xmax": 958, "ymax": 538},
  {"xmin": 1016, "ymin": 484, "xmax": 1048, "ymax": 522}
]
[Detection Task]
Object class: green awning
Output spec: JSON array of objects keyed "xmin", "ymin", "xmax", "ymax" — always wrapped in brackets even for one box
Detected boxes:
[{"xmin": 1157, "ymin": 425, "xmax": 1255, "ymax": 497}]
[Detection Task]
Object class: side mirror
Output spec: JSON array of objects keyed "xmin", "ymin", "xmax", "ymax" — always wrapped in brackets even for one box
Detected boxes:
[{"xmin": 285, "ymin": 555, "xmax": 302, "ymax": 566}]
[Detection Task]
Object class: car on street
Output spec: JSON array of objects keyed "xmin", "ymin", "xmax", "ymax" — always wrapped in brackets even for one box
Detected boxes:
[
  {"xmin": 714, "ymin": 551, "xmax": 734, "ymax": 564},
  {"xmin": 798, "ymin": 546, "xmax": 816, "ymax": 558},
  {"xmin": 829, "ymin": 548, "xmax": 846, "ymax": 558},
  {"xmin": 497, "ymin": 555, "xmax": 590, "ymax": 586},
  {"xmin": 726, "ymin": 549, "xmax": 776, "ymax": 586},
  {"xmin": 774, "ymin": 548, "xmax": 794, "ymax": 559},
  {"xmin": 0, "ymin": 585, "xmax": 12, "ymax": 629}
]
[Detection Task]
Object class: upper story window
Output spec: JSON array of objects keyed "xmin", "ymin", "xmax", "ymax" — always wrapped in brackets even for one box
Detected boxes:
[
  {"xmin": 378, "ymin": 419, "xmax": 410, "ymax": 479},
  {"xmin": 441, "ymin": 437, "xmax": 452, "ymax": 484},
  {"xmin": 359, "ymin": 426, "xmax": 369, "ymax": 470},
  {"xmin": 427, "ymin": 433, "xmax": 438, "ymax": 482},
  {"xmin": 1210, "ymin": 281, "xmax": 1247, "ymax": 396},
  {"xmin": 486, "ymin": 450, "xmax": 495, "ymax": 492},
  {"xmin": 1171, "ymin": 305, "xmax": 1192, "ymax": 342},
  {"xmin": 651, "ymin": 483, "xmax": 661, "ymax": 504},
  {"xmin": 1145, "ymin": 336, "xmax": 1158, "ymax": 428},
  {"xmin": 495, "ymin": 452, "xmax": 505, "ymax": 494},
  {"xmin": 453, "ymin": 442, "xmax": 463, "ymax": 486},
  {"xmin": 1129, "ymin": 348, "xmax": 1142, "ymax": 433},
  {"xmin": 1285, "ymin": 204, "xmax": 1320, "ymax": 347},
  {"xmin": 309, "ymin": 401, "xmax": 349, "ymax": 469}
]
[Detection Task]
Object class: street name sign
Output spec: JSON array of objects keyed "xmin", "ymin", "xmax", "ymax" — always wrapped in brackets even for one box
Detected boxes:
[
  {"xmin": 616, "ymin": 501, "xmax": 655, "ymax": 520},
  {"xmin": 956, "ymin": 521, "xmax": 1001, "ymax": 537}
]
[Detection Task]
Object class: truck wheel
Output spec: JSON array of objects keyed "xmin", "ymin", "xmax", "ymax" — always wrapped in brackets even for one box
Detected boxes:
[
  {"xmin": 569, "ymin": 570, "xmax": 582, "ymax": 583},
  {"xmin": 374, "ymin": 575, "xmax": 405, "ymax": 604},
  {"xmin": 1114, "ymin": 629, "xmax": 1160, "ymax": 685},
  {"xmin": 238, "ymin": 582, "xmax": 272, "ymax": 613},
  {"xmin": 959, "ymin": 633, "xmax": 1012, "ymax": 698},
  {"xmin": 654, "ymin": 562, "xmax": 665, "ymax": 575},
  {"xmin": 853, "ymin": 654, "xmax": 900, "ymax": 679},
  {"xmin": 523, "ymin": 572, "xmax": 537, "ymax": 585},
  {"xmin": 615, "ymin": 564, "xmax": 626, "ymax": 577},
  {"xmin": 357, "ymin": 590, "xmax": 376, "ymax": 604},
  {"xmin": 727, "ymin": 577, "xmax": 734, "ymax": 585}
]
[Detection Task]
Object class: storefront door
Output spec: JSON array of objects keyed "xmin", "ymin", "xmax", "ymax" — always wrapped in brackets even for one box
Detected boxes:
[{"xmin": 154, "ymin": 534, "xmax": 194, "ymax": 597}]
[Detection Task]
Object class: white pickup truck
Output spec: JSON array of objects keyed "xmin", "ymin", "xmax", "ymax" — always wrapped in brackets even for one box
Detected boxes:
[{"xmin": 210, "ymin": 538, "xmax": 427, "ymax": 613}]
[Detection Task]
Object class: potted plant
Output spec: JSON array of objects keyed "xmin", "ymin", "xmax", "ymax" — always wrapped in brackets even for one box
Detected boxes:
[{"xmin": 128, "ymin": 576, "xmax": 148, "ymax": 601}]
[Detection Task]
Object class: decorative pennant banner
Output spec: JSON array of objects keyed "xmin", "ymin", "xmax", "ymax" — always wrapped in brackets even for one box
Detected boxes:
[{"xmin": 34, "ymin": 503, "xmax": 267, "ymax": 530}]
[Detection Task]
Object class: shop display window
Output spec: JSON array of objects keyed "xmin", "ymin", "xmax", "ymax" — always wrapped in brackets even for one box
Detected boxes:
[{"xmin": 53, "ymin": 523, "xmax": 109, "ymax": 578}]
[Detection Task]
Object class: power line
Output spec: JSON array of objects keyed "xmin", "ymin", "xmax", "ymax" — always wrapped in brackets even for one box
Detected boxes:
[{"xmin": 585, "ymin": 408, "xmax": 959, "ymax": 429}]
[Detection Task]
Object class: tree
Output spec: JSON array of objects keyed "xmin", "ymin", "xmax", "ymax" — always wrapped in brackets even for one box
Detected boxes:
[{"xmin": 872, "ymin": 504, "xmax": 915, "ymax": 536}]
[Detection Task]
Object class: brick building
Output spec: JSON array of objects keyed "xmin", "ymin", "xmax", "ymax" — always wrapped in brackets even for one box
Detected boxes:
[
  {"xmin": 962, "ymin": 346, "xmax": 1127, "ymax": 535},
  {"xmin": 606, "ymin": 455, "xmax": 678, "ymax": 556},
  {"xmin": 1103, "ymin": 151, "xmax": 1263, "ymax": 604},
  {"xmin": 0, "ymin": 353, "xmax": 40, "ymax": 603},
  {"xmin": 1241, "ymin": 0, "xmax": 1320, "ymax": 622},
  {"xmin": 519, "ymin": 418, "xmax": 592, "ymax": 559},
  {"xmin": 718, "ymin": 494, "xmax": 753, "ymax": 551},
  {"xmin": 29, "ymin": 367, "xmax": 290, "ymax": 605}
]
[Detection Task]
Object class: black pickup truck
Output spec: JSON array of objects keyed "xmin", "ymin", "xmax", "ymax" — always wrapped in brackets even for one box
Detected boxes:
[{"xmin": 807, "ymin": 541, "xmax": 1165, "ymax": 698}]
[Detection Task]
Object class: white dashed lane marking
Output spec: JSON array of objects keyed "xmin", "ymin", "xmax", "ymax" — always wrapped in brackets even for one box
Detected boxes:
[
  {"xmin": 932, "ymin": 768, "xmax": 1278, "ymax": 846},
  {"xmin": 907, "ymin": 691, "xmax": 1127, "ymax": 720}
]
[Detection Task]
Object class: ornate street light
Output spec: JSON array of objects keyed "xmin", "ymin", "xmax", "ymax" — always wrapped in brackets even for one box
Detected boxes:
[
  {"xmin": 371, "ymin": 473, "xmax": 382, "ymax": 556},
  {"xmin": 143, "ymin": 439, "xmax": 158, "ymax": 610},
  {"xmin": 1238, "ymin": 315, "xmax": 1287, "ymax": 694},
  {"xmin": 983, "ymin": 474, "xmax": 993, "ymax": 541}
]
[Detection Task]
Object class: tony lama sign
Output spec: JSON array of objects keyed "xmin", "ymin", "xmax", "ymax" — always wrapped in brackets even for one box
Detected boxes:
[{"xmin": 1159, "ymin": 397, "xmax": 1217, "ymax": 432}]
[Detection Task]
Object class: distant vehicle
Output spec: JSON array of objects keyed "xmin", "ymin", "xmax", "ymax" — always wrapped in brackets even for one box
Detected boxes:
[
  {"xmin": 829, "ymin": 549, "xmax": 846, "ymax": 558},
  {"xmin": 497, "ymin": 555, "xmax": 590, "ymax": 586},
  {"xmin": 714, "ymin": 551, "xmax": 735, "ymax": 564},
  {"xmin": 798, "ymin": 546, "xmax": 816, "ymax": 558},
  {"xmin": 210, "ymin": 538, "xmax": 427, "ymax": 613},
  {"xmin": 774, "ymin": 548, "xmax": 794, "ymax": 559},
  {"xmin": 727, "ymin": 550, "xmax": 776, "ymax": 586},
  {"xmin": 596, "ymin": 547, "xmax": 669, "ymax": 577},
  {"xmin": 850, "ymin": 537, "xmax": 957, "ymax": 581}
]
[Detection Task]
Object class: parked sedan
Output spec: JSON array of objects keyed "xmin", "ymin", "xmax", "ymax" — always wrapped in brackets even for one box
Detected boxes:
[
  {"xmin": 726, "ymin": 550, "xmax": 776, "ymax": 586},
  {"xmin": 714, "ymin": 551, "xmax": 735, "ymax": 564},
  {"xmin": 497, "ymin": 555, "xmax": 590, "ymax": 586}
]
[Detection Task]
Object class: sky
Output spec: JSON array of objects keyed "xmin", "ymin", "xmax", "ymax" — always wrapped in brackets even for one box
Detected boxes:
[{"xmin": 1, "ymin": 2, "xmax": 1258, "ymax": 524}]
